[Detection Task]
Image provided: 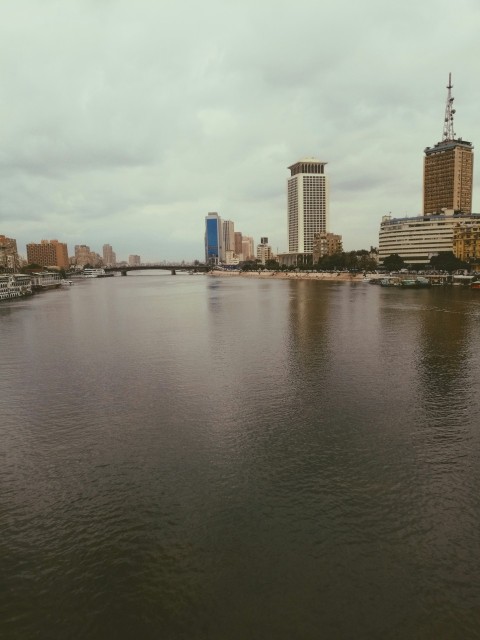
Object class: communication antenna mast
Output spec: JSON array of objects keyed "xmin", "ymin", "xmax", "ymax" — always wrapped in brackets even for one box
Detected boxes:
[{"xmin": 442, "ymin": 72, "xmax": 456, "ymax": 142}]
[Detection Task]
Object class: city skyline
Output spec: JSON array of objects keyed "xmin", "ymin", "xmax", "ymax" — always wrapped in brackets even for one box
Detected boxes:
[{"xmin": 1, "ymin": 1, "xmax": 479, "ymax": 262}]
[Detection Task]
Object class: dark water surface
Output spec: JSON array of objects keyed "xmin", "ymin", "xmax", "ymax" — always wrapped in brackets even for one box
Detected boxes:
[{"xmin": 2, "ymin": 273, "xmax": 480, "ymax": 639}]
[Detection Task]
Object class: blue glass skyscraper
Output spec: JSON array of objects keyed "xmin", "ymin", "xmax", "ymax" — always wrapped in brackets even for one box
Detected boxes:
[{"xmin": 205, "ymin": 212, "xmax": 222, "ymax": 264}]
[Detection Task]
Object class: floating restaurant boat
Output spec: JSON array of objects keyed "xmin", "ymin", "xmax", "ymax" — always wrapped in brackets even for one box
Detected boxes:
[
  {"xmin": 470, "ymin": 280, "xmax": 480, "ymax": 290},
  {"xmin": 0, "ymin": 273, "xmax": 33, "ymax": 301},
  {"xmin": 30, "ymin": 272, "xmax": 62, "ymax": 290}
]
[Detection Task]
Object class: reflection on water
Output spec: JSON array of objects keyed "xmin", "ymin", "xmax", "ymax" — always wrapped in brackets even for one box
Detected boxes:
[{"xmin": 2, "ymin": 276, "xmax": 480, "ymax": 639}]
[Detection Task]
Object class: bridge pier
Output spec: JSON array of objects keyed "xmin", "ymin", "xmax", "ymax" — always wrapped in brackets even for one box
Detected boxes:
[
  {"xmin": 121, "ymin": 269, "xmax": 127, "ymax": 276},
  {"xmin": 171, "ymin": 269, "xmax": 176, "ymax": 275}
]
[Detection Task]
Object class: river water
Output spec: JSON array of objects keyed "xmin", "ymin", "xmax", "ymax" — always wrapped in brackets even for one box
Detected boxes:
[{"xmin": 2, "ymin": 273, "xmax": 480, "ymax": 639}]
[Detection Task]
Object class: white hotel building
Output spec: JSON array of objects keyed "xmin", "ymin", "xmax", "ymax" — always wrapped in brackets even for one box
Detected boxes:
[
  {"xmin": 278, "ymin": 157, "xmax": 329, "ymax": 266},
  {"xmin": 378, "ymin": 211, "xmax": 480, "ymax": 266}
]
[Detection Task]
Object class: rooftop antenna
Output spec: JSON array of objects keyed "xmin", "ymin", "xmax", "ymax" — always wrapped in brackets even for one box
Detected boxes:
[{"xmin": 442, "ymin": 72, "xmax": 456, "ymax": 142}]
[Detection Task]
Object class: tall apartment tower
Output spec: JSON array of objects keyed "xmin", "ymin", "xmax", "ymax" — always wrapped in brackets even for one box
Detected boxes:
[
  {"xmin": 287, "ymin": 158, "xmax": 329, "ymax": 254},
  {"xmin": 103, "ymin": 244, "xmax": 116, "ymax": 266},
  {"xmin": 423, "ymin": 74, "xmax": 474, "ymax": 215},
  {"xmin": 205, "ymin": 212, "xmax": 222, "ymax": 264}
]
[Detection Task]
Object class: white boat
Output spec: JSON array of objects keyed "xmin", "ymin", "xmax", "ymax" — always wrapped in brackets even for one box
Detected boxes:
[
  {"xmin": 83, "ymin": 268, "xmax": 114, "ymax": 278},
  {"xmin": 83, "ymin": 268, "xmax": 106, "ymax": 278},
  {"xmin": 0, "ymin": 274, "xmax": 33, "ymax": 301}
]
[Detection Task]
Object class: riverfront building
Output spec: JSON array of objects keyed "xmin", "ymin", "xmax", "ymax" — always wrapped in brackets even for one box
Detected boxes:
[
  {"xmin": 378, "ymin": 211, "xmax": 480, "ymax": 266},
  {"xmin": 423, "ymin": 74, "xmax": 474, "ymax": 214},
  {"xmin": 379, "ymin": 75, "xmax": 476, "ymax": 267},
  {"xmin": 26, "ymin": 239, "xmax": 69, "ymax": 269},
  {"xmin": 278, "ymin": 157, "xmax": 337, "ymax": 267}
]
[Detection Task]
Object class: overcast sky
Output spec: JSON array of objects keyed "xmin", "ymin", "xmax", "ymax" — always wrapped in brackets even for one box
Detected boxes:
[{"xmin": 1, "ymin": 0, "xmax": 479, "ymax": 262}]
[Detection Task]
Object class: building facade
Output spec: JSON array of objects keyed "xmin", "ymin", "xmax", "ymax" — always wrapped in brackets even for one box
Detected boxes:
[
  {"xmin": 423, "ymin": 75, "xmax": 474, "ymax": 214},
  {"xmin": 128, "ymin": 255, "xmax": 141, "ymax": 266},
  {"xmin": 26, "ymin": 239, "xmax": 69, "ymax": 269},
  {"xmin": 287, "ymin": 158, "xmax": 329, "ymax": 255}
]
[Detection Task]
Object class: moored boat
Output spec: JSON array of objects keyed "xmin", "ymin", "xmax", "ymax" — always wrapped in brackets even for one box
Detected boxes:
[{"xmin": 0, "ymin": 274, "xmax": 33, "ymax": 301}]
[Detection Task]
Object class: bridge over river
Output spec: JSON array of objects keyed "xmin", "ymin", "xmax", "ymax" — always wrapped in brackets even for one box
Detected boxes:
[{"xmin": 104, "ymin": 265, "xmax": 208, "ymax": 276}]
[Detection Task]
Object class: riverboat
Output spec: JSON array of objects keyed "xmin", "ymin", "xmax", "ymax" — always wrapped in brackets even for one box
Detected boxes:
[
  {"xmin": 470, "ymin": 280, "xmax": 480, "ymax": 290},
  {"xmin": 83, "ymin": 268, "xmax": 114, "ymax": 278},
  {"xmin": 0, "ymin": 274, "xmax": 33, "ymax": 301},
  {"xmin": 380, "ymin": 277, "xmax": 402, "ymax": 287},
  {"xmin": 30, "ymin": 272, "xmax": 62, "ymax": 290},
  {"xmin": 452, "ymin": 274, "xmax": 475, "ymax": 286}
]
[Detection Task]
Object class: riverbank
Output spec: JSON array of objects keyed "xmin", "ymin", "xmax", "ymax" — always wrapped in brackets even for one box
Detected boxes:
[{"xmin": 208, "ymin": 270, "xmax": 371, "ymax": 282}]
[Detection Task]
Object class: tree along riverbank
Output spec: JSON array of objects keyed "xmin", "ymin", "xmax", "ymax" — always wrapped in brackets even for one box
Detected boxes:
[{"xmin": 208, "ymin": 270, "xmax": 372, "ymax": 282}]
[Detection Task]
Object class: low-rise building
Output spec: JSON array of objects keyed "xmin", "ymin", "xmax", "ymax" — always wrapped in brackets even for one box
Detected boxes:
[
  {"xmin": 378, "ymin": 211, "xmax": 480, "ymax": 266},
  {"xmin": 312, "ymin": 232, "xmax": 343, "ymax": 263}
]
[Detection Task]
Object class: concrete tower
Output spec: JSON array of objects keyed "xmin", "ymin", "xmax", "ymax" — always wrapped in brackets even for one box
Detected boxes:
[{"xmin": 423, "ymin": 74, "xmax": 474, "ymax": 215}]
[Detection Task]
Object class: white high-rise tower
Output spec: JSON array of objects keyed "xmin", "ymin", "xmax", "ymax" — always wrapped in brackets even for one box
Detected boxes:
[{"xmin": 287, "ymin": 158, "xmax": 329, "ymax": 254}]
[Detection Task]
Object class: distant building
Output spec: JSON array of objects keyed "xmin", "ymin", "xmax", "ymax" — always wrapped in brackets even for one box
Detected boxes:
[
  {"xmin": 0, "ymin": 235, "xmax": 19, "ymax": 271},
  {"xmin": 257, "ymin": 237, "xmax": 272, "ymax": 265},
  {"xmin": 312, "ymin": 232, "xmax": 343, "ymax": 263},
  {"xmin": 26, "ymin": 239, "xmax": 69, "ymax": 269},
  {"xmin": 234, "ymin": 232, "xmax": 243, "ymax": 258},
  {"xmin": 128, "ymin": 255, "xmax": 141, "ymax": 266},
  {"xmin": 241, "ymin": 236, "xmax": 255, "ymax": 261},
  {"xmin": 103, "ymin": 244, "xmax": 117, "ymax": 266},
  {"xmin": 423, "ymin": 74, "xmax": 473, "ymax": 214},
  {"xmin": 205, "ymin": 212, "xmax": 222, "ymax": 264},
  {"xmin": 74, "ymin": 244, "xmax": 103, "ymax": 267},
  {"xmin": 222, "ymin": 220, "xmax": 235, "ymax": 262}
]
